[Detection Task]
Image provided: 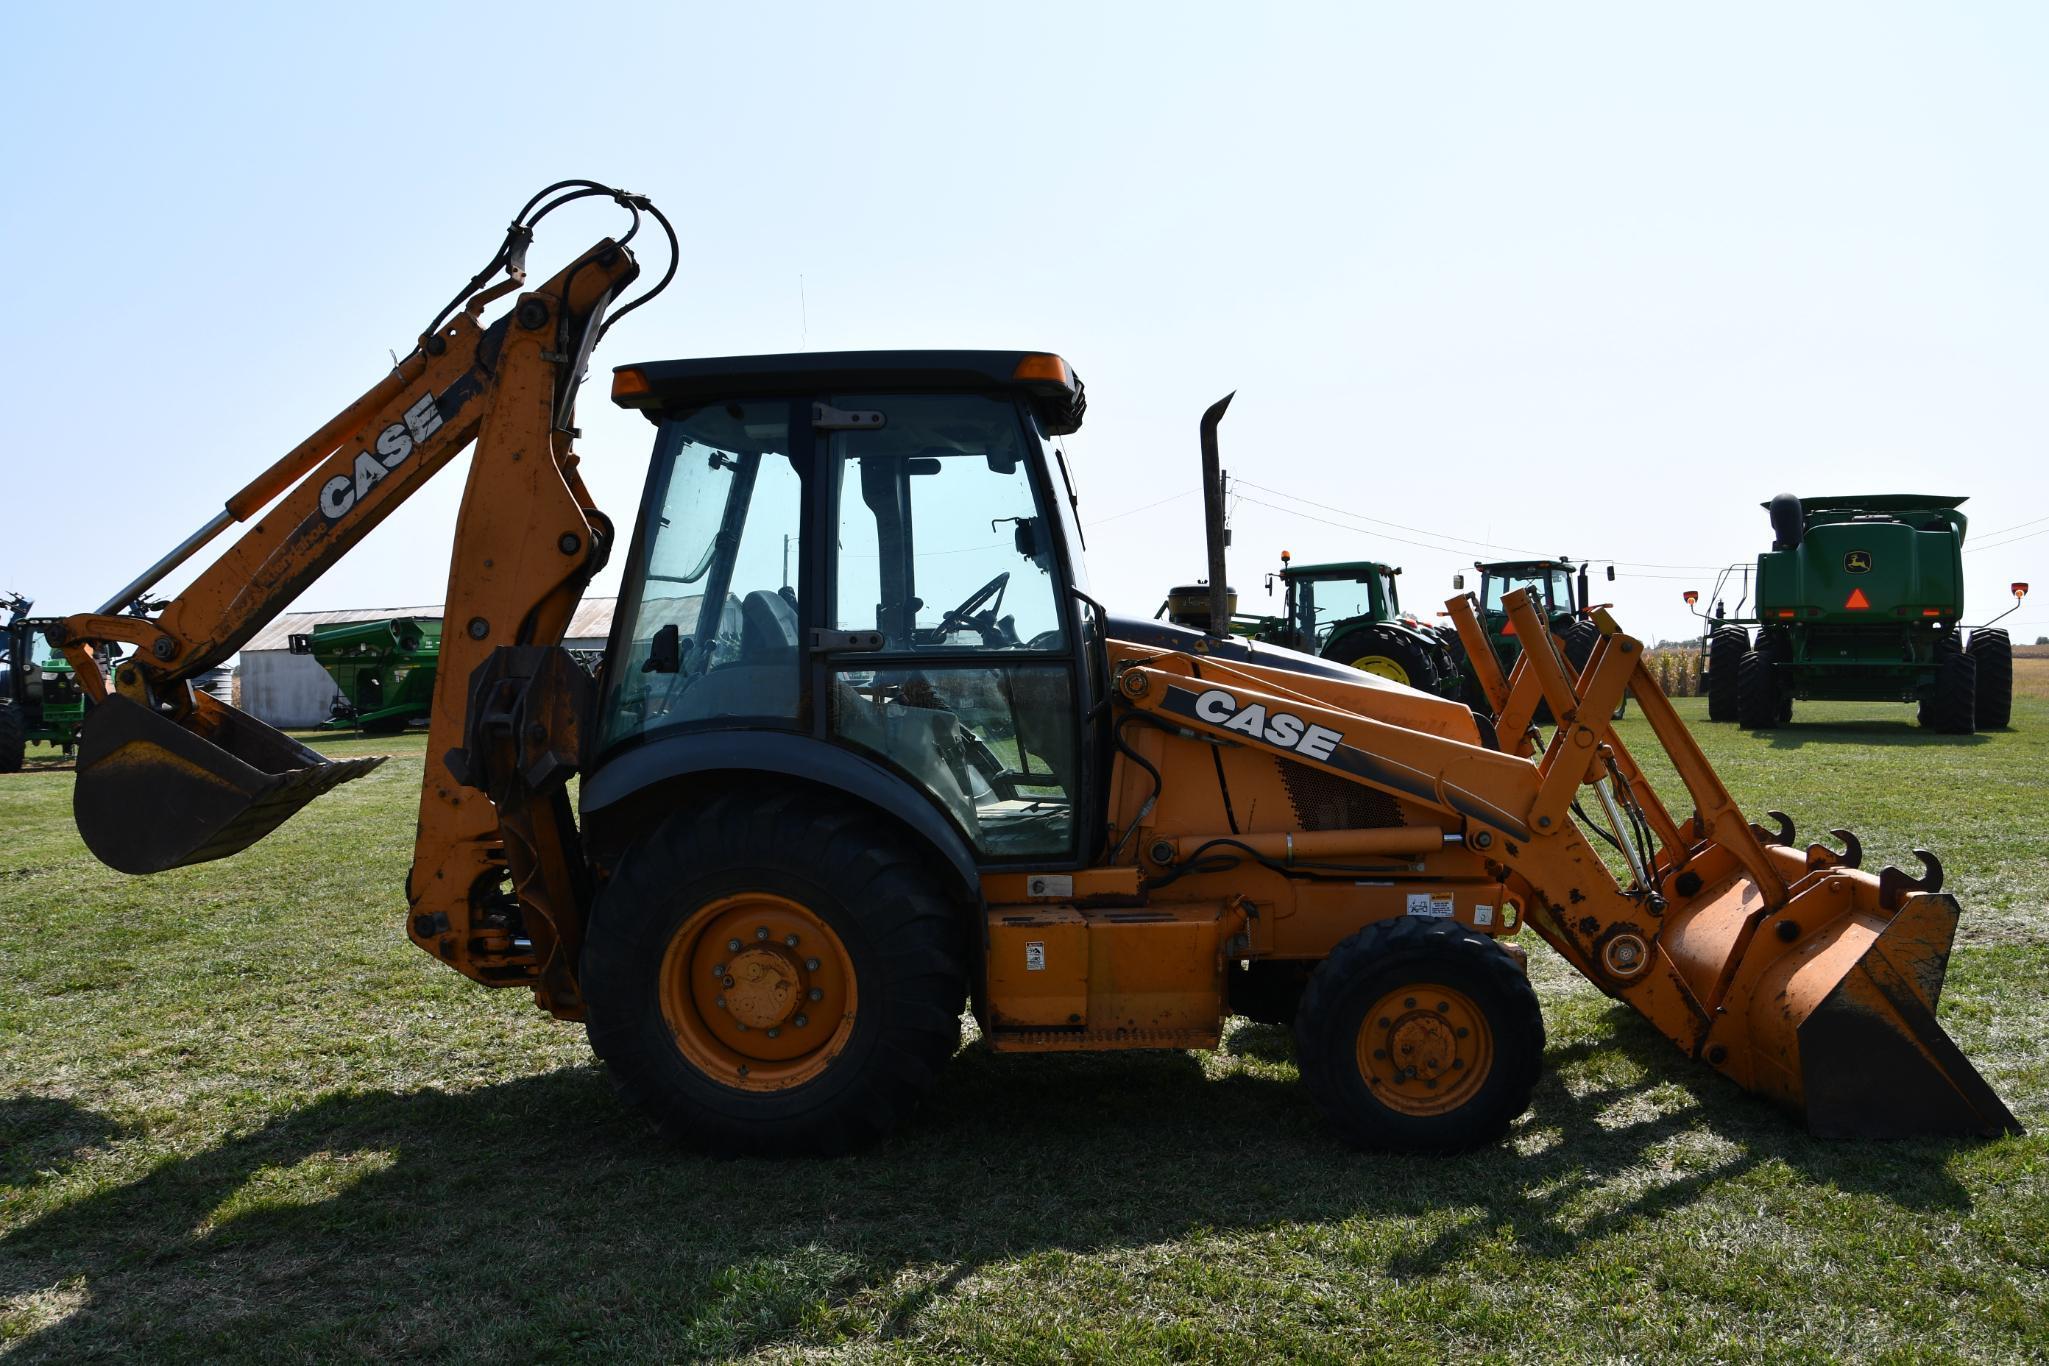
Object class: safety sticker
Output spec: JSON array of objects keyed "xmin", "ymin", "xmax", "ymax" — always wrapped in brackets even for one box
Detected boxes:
[
  {"xmin": 1025, "ymin": 941, "xmax": 1046, "ymax": 972},
  {"xmin": 1406, "ymin": 892, "xmax": 1455, "ymax": 919},
  {"xmin": 1473, "ymin": 904, "xmax": 1494, "ymax": 927}
]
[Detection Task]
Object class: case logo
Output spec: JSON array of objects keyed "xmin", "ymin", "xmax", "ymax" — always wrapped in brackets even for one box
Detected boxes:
[
  {"xmin": 1844, "ymin": 550, "xmax": 1873, "ymax": 574},
  {"xmin": 1192, "ymin": 688, "xmax": 1345, "ymax": 761},
  {"xmin": 318, "ymin": 393, "xmax": 446, "ymax": 522}
]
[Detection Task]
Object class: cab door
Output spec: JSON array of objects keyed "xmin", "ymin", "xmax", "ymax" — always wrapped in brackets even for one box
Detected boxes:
[{"xmin": 816, "ymin": 392, "xmax": 1084, "ymax": 864}]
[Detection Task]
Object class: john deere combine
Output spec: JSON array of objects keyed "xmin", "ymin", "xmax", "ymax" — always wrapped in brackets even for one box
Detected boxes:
[
  {"xmin": 1, "ymin": 593, "xmax": 88, "ymax": 770},
  {"xmin": 1697, "ymin": 495, "xmax": 2019, "ymax": 733},
  {"xmin": 288, "ymin": 616, "xmax": 442, "ymax": 734}
]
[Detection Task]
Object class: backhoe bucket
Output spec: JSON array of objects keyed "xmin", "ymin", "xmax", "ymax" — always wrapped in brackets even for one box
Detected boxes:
[{"xmin": 75, "ymin": 691, "xmax": 385, "ymax": 874}]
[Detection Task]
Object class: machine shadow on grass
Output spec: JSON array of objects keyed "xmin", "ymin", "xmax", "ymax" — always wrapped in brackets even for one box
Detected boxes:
[
  {"xmin": 1756, "ymin": 719, "xmax": 1995, "ymax": 750},
  {"xmin": 0, "ymin": 1018, "xmax": 1980, "ymax": 1359}
]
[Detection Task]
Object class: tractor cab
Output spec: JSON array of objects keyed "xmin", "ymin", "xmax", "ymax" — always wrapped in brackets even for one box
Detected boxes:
[
  {"xmin": 591, "ymin": 351, "xmax": 1103, "ymax": 869},
  {"xmin": 1277, "ymin": 557, "xmax": 1404, "ymax": 647}
]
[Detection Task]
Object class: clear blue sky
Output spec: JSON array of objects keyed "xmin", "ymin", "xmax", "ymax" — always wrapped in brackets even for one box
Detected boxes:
[{"xmin": 4, "ymin": 2, "xmax": 2044, "ymax": 644}]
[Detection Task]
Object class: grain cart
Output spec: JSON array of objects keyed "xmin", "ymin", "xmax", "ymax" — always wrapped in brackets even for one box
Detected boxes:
[
  {"xmin": 0, "ymin": 593, "xmax": 88, "ymax": 770},
  {"xmin": 1230, "ymin": 551, "xmax": 1463, "ymax": 698},
  {"xmin": 44, "ymin": 183, "xmax": 2017, "ymax": 1155},
  {"xmin": 289, "ymin": 615, "xmax": 443, "ymax": 734},
  {"xmin": 1696, "ymin": 495, "xmax": 2017, "ymax": 732}
]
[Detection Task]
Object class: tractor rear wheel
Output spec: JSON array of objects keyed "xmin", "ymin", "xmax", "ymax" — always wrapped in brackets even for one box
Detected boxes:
[
  {"xmin": 1706, "ymin": 627, "xmax": 1747, "ymax": 722},
  {"xmin": 582, "ymin": 788, "xmax": 968, "ymax": 1156},
  {"xmin": 1324, "ymin": 629, "xmax": 1439, "ymax": 693},
  {"xmin": 0, "ymin": 703, "xmax": 24, "ymax": 772},
  {"xmin": 1559, "ymin": 620, "xmax": 1627, "ymax": 719},
  {"xmin": 1735, "ymin": 650, "xmax": 1779, "ymax": 729},
  {"xmin": 1920, "ymin": 647, "xmax": 1977, "ymax": 735},
  {"xmin": 1968, "ymin": 629, "xmax": 2013, "ymax": 729},
  {"xmin": 1294, "ymin": 917, "xmax": 1541, "ymax": 1152}
]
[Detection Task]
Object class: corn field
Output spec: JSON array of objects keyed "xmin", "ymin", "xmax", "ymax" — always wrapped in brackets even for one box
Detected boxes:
[{"xmin": 1643, "ymin": 647, "xmax": 1704, "ymax": 697}]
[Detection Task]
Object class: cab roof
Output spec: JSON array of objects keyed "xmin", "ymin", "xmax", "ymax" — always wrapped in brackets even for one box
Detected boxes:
[{"xmin": 612, "ymin": 349, "xmax": 1086, "ymax": 434}]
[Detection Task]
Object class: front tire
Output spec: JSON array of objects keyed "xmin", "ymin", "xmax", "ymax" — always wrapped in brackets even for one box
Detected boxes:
[
  {"xmin": 1968, "ymin": 628, "xmax": 2013, "ymax": 729},
  {"xmin": 1706, "ymin": 627, "xmax": 1748, "ymax": 722},
  {"xmin": 1736, "ymin": 649, "xmax": 1778, "ymax": 729},
  {"xmin": 1920, "ymin": 647, "xmax": 1977, "ymax": 735},
  {"xmin": 582, "ymin": 788, "xmax": 968, "ymax": 1156},
  {"xmin": 1294, "ymin": 918, "xmax": 1542, "ymax": 1152}
]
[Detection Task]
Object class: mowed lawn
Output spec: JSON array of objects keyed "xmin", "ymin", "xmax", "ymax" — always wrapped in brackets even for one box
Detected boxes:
[{"xmin": 2, "ymin": 690, "xmax": 2046, "ymax": 1362}]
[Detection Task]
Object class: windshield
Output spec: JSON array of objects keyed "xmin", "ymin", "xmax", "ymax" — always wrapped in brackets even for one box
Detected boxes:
[
  {"xmin": 1294, "ymin": 573, "xmax": 1385, "ymax": 641},
  {"xmin": 1483, "ymin": 568, "xmax": 1573, "ymax": 615}
]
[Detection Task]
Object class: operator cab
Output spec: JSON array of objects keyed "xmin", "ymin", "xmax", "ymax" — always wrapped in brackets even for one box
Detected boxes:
[
  {"xmin": 1281, "ymin": 561, "xmax": 1402, "ymax": 650},
  {"xmin": 595, "ymin": 351, "xmax": 1101, "ymax": 866}
]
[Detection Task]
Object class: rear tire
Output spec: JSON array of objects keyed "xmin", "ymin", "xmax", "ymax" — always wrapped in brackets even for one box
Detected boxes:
[
  {"xmin": 582, "ymin": 788, "xmax": 968, "ymax": 1156},
  {"xmin": 1294, "ymin": 918, "xmax": 1542, "ymax": 1152},
  {"xmin": 1324, "ymin": 628, "xmax": 1439, "ymax": 693},
  {"xmin": 1706, "ymin": 627, "xmax": 1747, "ymax": 722},
  {"xmin": 1920, "ymin": 648, "xmax": 1977, "ymax": 735},
  {"xmin": 1968, "ymin": 629, "xmax": 2013, "ymax": 729},
  {"xmin": 0, "ymin": 703, "xmax": 24, "ymax": 772},
  {"xmin": 1736, "ymin": 650, "xmax": 1778, "ymax": 729}
]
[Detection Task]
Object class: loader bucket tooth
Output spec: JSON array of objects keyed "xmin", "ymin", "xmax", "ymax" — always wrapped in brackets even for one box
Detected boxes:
[
  {"xmin": 1743, "ymin": 891, "xmax": 2020, "ymax": 1139},
  {"xmin": 74, "ymin": 691, "xmax": 385, "ymax": 874}
]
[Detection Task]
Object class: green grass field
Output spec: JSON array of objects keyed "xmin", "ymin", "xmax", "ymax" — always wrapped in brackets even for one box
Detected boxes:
[{"xmin": 3, "ymin": 696, "xmax": 2046, "ymax": 1361}]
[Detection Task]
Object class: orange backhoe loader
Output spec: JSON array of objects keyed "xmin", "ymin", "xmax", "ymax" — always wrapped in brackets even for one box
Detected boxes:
[{"xmin": 47, "ymin": 183, "xmax": 2018, "ymax": 1154}]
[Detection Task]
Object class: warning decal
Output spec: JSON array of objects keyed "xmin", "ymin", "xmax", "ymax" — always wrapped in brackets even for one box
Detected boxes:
[{"xmin": 1406, "ymin": 892, "xmax": 1455, "ymax": 919}]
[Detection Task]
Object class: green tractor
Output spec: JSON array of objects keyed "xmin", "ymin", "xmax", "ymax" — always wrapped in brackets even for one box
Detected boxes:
[
  {"xmin": 1, "ymin": 593, "xmax": 89, "ymax": 771},
  {"xmin": 1225, "ymin": 552, "xmax": 1464, "ymax": 697},
  {"xmin": 1695, "ymin": 494, "xmax": 2019, "ymax": 733},
  {"xmin": 1444, "ymin": 557, "xmax": 1617, "ymax": 711},
  {"xmin": 288, "ymin": 616, "xmax": 443, "ymax": 735}
]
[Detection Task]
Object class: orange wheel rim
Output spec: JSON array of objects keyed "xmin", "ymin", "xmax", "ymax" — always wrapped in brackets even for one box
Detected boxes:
[
  {"xmin": 1355, "ymin": 982, "xmax": 1493, "ymax": 1116},
  {"xmin": 658, "ymin": 892, "xmax": 858, "ymax": 1093}
]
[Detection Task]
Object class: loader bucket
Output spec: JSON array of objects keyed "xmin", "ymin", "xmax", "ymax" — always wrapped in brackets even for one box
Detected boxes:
[
  {"xmin": 74, "ymin": 691, "xmax": 385, "ymax": 874},
  {"xmin": 1697, "ymin": 879, "xmax": 2023, "ymax": 1139}
]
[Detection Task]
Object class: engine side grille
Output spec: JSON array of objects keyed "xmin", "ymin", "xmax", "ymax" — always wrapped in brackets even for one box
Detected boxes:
[{"xmin": 1277, "ymin": 760, "xmax": 1405, "ymax": 832}]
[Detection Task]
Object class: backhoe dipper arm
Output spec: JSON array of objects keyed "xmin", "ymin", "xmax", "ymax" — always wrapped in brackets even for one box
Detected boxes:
[{"xmin": 55, "ymin": 184, "xmax": 676, "ymax": 1018}]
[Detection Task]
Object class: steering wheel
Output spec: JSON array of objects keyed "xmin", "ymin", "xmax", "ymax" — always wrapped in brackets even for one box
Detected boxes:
[{"xmin": 933, "ymin": 572, "xmax": 1012, "ymax": 645}]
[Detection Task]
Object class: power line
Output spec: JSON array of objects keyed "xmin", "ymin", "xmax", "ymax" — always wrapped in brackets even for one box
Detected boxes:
[
  {"xmin": 1967, "ymin": 524, "xmax": 2049, "ymax": 554},
  {"xmin": 1973, "ymin": 511, "xmax": 2049, "ymax": 540},
  {"xmin": 1084, "ymin": 488, "xmax": 1199, "ymax": 528}
]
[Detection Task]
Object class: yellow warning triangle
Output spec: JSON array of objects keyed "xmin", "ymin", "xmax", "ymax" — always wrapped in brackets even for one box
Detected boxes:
[{"xmin": 1844, "ymin": 588, "xmax": 1871, "ymax": 610}]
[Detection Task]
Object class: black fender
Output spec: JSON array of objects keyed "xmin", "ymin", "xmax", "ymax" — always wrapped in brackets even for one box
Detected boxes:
[{"xmin": 579, "ymin": 730, "xmax": 982, "ymax": 901}]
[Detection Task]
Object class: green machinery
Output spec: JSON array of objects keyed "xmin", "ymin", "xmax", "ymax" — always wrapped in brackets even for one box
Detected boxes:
[
  {"xmin": 1696, "ymin": 494, "xmax": 2022, "ymax": 733},
  {"xmin": 1, "ymin": 593, "xmax": 88, "ymax": 770},
  {"xmin": 288, "ymin": 616, "xmax": 443, "ymax": 734},
  {"xmin": 1444, "ymin": 557, "xmax": 1616, "ymax": 710},
  {"xmin": 1212, "ymin": 552, "xmax": 1464, "ymax": 697}
]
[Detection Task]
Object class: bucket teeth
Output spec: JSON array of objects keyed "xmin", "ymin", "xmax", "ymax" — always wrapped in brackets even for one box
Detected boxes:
[{"xmin": 74, "ymin": 692, "xmax": 385, "ymax": 874}]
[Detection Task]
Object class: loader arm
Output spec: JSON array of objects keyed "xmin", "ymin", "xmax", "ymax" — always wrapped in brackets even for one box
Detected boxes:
[
  {"xmin": 1115, "ymin": 585, "xmax": 2019, "ymax": 1138},
  {"xmin": 52, "ymin": 183, "xmax": 677, "ymax": 1018}
]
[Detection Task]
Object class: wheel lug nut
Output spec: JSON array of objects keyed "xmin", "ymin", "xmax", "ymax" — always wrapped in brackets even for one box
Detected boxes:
[
  {"xmin": 766, "ymin": 1027, "xmax": 780, "ymax": 1039},
  {"xmin": 755, "ymin": 927, "xmax": 769, "ymax": 941},
  {"xmin": 1456, "ymin": 1026, "xmax": 1469, "ymax": 1038},
  {"xmin": 806, "ymin": 958, "xmax": 821, "ymax": 972},
  {"xmin": 727, "ymin": 939, "xmax": 742, "ymax": 953},
  {"xmin": 1404, "ymin": 997, "xmax": 1416, "ymax": 1008},
  {"xmin": 711, "ymin": 963, "xmax": 726, "ymax": 977},
  {"xmin": 794, "ymin": 1014, "xmax": 808, "ymax": 1028},
  {"xmin": 1378, "ymin": 1017, "xmax": 1391, "ymax": 1028},
  {"xmin": 736, "ymin": 1023, "xmax": 749, "ymax": 1032},
  {"xmin": 1373, "ymin": 1048, "xmax": 1386, "ymax": 1060},
  {"xmin": 1436, "ymin": 1001, "xmax": 1449, "ymax": 1013},
  {"xmin": 1425, "ymin": 1077, "xmax": 1438, "ymax": 1089},
  {"xmin": 714, "ymin": 996, "xmax": 726, "ymax": 1009},
  {"xmin": 808, "ymin": 988, "xmax": 823, "ymax": 1001},
  {"xmin": 785, "ymin": 934, "xmax": 799, "ymax": 947},
  {"xmin": 1452, "ymin": 1059, "xmax": 1465, "ymax": 1070}
]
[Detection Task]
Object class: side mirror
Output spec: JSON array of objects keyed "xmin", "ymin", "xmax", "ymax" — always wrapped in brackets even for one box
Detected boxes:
[
  {"xmin": 1606, "ymin": 565, "xmax": 1616, "ymax": 582},
  {"xmin": 642, "ymin": 623, "xmax": 682, "ymax": 674},
  {"xmin": 1452, "ymin": 574, "xmax": 1466, "ymax": 590}
]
